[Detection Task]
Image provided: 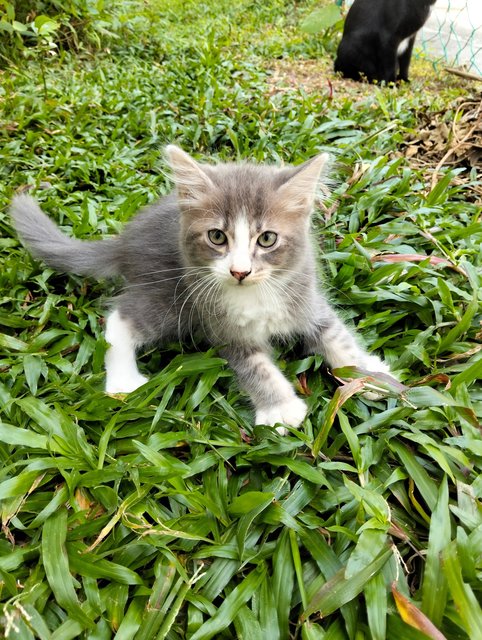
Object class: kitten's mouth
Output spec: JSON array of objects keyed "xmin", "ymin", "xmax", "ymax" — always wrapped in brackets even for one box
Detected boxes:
[{"xmin": 225, "ymin": 276, "xmax": 257, "ymax": 288}]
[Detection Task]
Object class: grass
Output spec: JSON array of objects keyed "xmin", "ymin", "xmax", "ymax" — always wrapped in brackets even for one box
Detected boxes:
[{"xmin": 1, "ymin": 0, "xmax": 481, "ymax": 638}]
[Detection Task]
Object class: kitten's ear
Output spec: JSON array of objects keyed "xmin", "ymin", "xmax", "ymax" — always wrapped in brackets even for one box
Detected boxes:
[
  {"xmin": 277, "ymin": 153, "xmax": 330, "ymax": 213},
  {"xmin": 165, "ymin": 145, "xmax": 215, "ymax": 202}
]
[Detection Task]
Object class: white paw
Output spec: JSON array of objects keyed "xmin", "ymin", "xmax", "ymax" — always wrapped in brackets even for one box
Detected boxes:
[
  {"xmin": 105, "ymin": 372, "xmax": 148, "ymax": 394},
  {"xmin": 256, "ymin": 396, "xmax": 308, "ymax": 434},
  {"xmin": 355, "ymin": 354, "xmax": 393, "ymax": 400},
  {"xmin": 359, "ymin": 354, "xmax": 391, "ymax": 375}
]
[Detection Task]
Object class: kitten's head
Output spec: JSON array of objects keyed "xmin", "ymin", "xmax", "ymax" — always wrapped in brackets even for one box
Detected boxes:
[{"xmin": 166, "ymin": 145, "xmax": 329, "ymax": 287}]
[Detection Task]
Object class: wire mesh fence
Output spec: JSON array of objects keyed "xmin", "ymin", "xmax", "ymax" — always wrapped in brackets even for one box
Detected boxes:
[{"xmin": 337, "ymin": 0, "xmax": 482, "ymax": 77}]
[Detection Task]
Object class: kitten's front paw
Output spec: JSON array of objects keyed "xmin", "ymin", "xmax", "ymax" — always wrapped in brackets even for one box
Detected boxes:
[
  {"xmin": 359, "ymin": 354, "xmax": 391, "ymax": 375},
  {"xmin": 106, "ymin": 372, "xmax": 149, "ymax": 394},
  {"xmin": 256, "ymin": 396, "xmax": 308, "ymax": 435},
  {"xmin": 357, "ymin": 354, "xmax": 392, "ymax": 400}
]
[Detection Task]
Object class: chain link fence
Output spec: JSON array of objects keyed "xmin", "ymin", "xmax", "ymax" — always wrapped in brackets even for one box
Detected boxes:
[
  {"xmin": 337, "ymin": 0, "xmax": 482, "ymax": 77},
  {"xmin": 420, "ymin": 0, "xmax": 481, "ymax": 76}
]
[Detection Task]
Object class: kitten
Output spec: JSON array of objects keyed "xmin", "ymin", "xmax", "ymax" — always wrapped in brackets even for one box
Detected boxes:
[
  {"xmin": 10, "ymin": 146, "xmax": 390, "ymax": 432},
  {"xmin": 334, "ymin": 0, "xmax": 436, "ymax": 83}
]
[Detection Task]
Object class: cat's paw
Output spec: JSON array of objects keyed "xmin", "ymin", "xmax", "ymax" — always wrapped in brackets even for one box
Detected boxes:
[
  {"xmin": 357, "ymin": 354, "xmax": 392, "ymax": 400},
  {"xmin": 256, "ymin": 396, "xmax": 308, "ymax": 435},
  {"xmin": 105, "ymin": 372, "xmax": 149, "ymax": 394},
  {"xmin": 359, "ymin": 354, "xmax": 391, "ymax": 375}
]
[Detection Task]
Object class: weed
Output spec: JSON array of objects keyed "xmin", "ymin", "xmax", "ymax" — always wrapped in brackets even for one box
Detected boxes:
[{"xmin": 0, "ymin": 1, "xmax": 481, "ymax": 638}]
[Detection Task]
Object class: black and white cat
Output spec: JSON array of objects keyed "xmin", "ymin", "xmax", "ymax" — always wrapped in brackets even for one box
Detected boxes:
[
  {"xmin": 10, "ymin": 147, "xmax": 390, "ymax": 432},
  {"xmin": 334, "ymin": 0, "xmax": 437, "ymax": 83}
]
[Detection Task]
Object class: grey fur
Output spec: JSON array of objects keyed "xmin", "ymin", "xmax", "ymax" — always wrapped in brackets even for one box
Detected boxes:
[
  {"xmin": 10, "ymin": 195, "xmax": 121, "ymax": 279},
  {"xmin": 10, "ymin": 147, "xmax": 389, "ymax": 429}
]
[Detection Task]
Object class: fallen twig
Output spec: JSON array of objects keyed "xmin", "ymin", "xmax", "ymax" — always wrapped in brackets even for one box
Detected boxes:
[{"xmin": 445, "ymin": 66, "xmax": 482, "ymax": 82}]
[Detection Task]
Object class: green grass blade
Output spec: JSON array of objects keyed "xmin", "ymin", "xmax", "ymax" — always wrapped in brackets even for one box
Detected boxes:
[
  {"xmin": 155, "ymin": 578, "xmax": 192, "ymax": 639},
  {"xmin": 289, "ymin": 529, "xmax": 308, "ymax": 610},
  {"xmin": 438, "ymin": 297, "xmax": 478, "ymax": 354},
  {"xmin": 105, "ymin": 584, "xmax": 129, "ymax": 633},
  {"xmin": 0, "ymin": 421, "xmax": 48, "ymax": 449},
  {"xmin": 421, "ymin": 476, "xmax": 451, "ymax": 627},
  {"xmin": 450, "ymin": 356, "xmax": 482, "ymax": 390},
  {"xmin": 389, "ymin": 440, "xmax": 438, "ymax": 511},
  {"xmin": 232, "ymin": 604, "xmax": 264, "ymax": 640},
  {"xmin": 115, "ymin": 598, "xmax": 146, "ymax": 640},
  {"xmin": 301, "ymin": 620, "xmax": 327, "ymax": 640},
  {"xmin": 190, "ymin": 564, "xmax": 267, "ymax": 640},
  {"xmin": 441, "ymin": 541, "xmax": 482, "ymax": 638},
  {"xmin": 256, "ymin": 574, "xmax": 281, "ymax": 640},
  {"xmin": 134, "ymin": 558, "xmax": 178, "ymax": 639},
  {"xmin": 302, "ymin": 546, "xmax": 392, "ymax": 620},
  {"xmin": 42, "ymin": 509, "xmax": 94, "ymax": 629},
  {"xmin": 0, "ymin": 470, "xmax": 45, "ymax": 501},
  {"xmin": 364, "ymin": 571, "xmax": 387, "ymax": 640},
  {"xmin": 272, "ymin": 528, "xmax": 295, "ymax": 637},
  {"xmin": 68, "ymin": 544, "xmax": 144, "ymax": 585}
]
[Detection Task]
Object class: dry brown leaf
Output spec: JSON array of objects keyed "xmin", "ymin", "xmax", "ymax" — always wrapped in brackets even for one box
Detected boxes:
[{"xmin": 392, "ymin": 583, "xmax": 448, "ymax": 640}]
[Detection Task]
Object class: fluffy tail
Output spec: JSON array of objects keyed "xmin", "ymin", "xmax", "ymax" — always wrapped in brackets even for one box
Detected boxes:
[{"xmin": 10, "ymin": 195, "xmax": 120, "ymax": 278}]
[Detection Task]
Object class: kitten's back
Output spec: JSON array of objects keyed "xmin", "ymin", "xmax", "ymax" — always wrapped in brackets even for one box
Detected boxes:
[{"xmin": 115, "ymin": 194, "xmax": 183, "ymax": 283}]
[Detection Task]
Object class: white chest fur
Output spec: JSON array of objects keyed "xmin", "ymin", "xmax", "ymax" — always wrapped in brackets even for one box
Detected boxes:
[
  {"xmin": 397, "ymin": 38, "xmax": 410, "ymax": 55},
  {"xmin": 220, "ymin": 282, "xmax": 303, "ymax": 343}
]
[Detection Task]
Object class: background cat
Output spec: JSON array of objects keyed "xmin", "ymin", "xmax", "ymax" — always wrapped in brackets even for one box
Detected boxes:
[
  {"xmin": 334, "ymin": 0, "xmax": 437, "ymax": 83},
  {"xmin": 10, "ymin": 146, "xmax": 390, "ymax": 432}
]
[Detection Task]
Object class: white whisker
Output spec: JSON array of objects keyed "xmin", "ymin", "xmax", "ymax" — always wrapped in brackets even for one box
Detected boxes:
[
  {"xmin": 187, "ymin": 275, "xmax": 218, "ymax": 344},
  {"xmin": 176, "ymin": 273, "xmax": 219, "ymax": 342}
]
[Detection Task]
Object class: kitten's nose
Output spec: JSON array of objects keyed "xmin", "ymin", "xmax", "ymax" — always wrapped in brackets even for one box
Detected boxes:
[{"xmin": 230, "ymin": 269, "xmax": 251, "ymax": 282}]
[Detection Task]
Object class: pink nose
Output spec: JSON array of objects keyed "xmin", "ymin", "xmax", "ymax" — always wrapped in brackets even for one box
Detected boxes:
[{"xmin": 230, "ymin": 269, "xmax": 251, "ymax": 282}]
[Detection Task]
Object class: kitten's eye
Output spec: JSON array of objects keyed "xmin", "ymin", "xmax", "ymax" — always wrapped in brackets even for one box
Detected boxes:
[
  {"xmin": 257, "ymin": 231, "xmax": 278, "ymax": 248},
  {"xmin": 208, "ymin": 229, "xmax": 227, "ymax": 246}
]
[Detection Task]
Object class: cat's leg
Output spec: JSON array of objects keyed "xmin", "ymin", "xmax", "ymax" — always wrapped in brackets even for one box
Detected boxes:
[
  {"xmin": 104, "ymin": 308, "xmax": 148, "ymax": 393},
  {"xmin": 104, "ymin": 287, "xmax": 181, "ymax": 394},
  {"xmin": 223, "ymin": 345, "xmax": 307, "ymax": 433},
  {"xmin": 377, "ymin": 43, "xmax": 399, "ymax": 83},
  {"xmin": 303, "ymin": 301, "xmax": 390, "ymax": 375},
  {"xmin": 397, "ymin": 36, "xmax": 415, "ymax": 81}
]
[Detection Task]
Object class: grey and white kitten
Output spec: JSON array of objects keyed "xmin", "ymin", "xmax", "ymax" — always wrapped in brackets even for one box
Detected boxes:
[{"xmin": 10, "ymin": 146, "xmax": 390, "ymax": 432}]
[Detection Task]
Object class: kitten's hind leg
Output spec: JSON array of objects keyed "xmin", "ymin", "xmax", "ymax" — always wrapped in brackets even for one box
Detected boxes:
[
  {"xmin": 104, "ymin": 309, "xmax": 148, "ymax": 394},
  {"xmin": 224, "ymin": 346, "xmax": 307, "ymax": 434}
]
